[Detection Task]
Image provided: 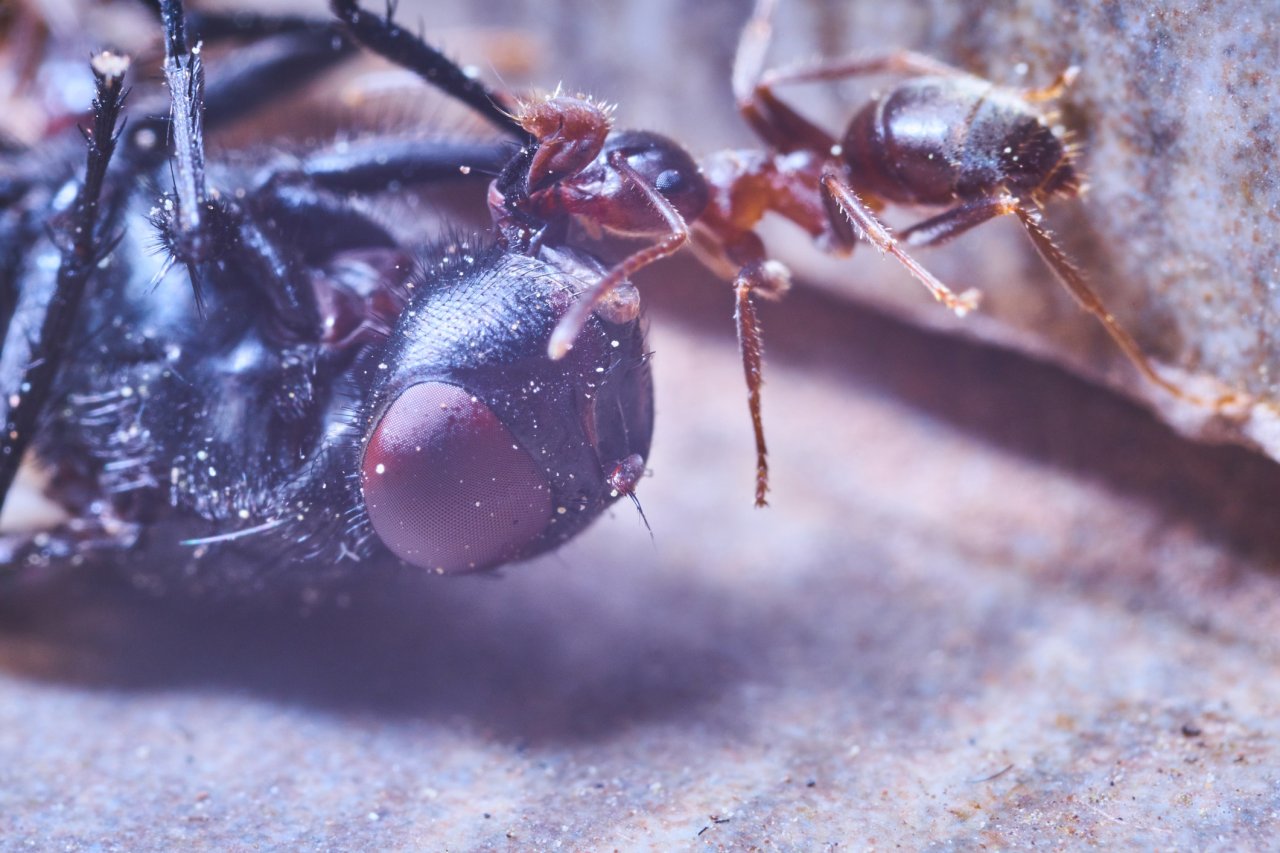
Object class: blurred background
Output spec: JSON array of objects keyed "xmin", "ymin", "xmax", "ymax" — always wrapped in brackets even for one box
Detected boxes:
[{"xmin": 2, "ymin": 0, "xmax": 1280, "ymax": 847}]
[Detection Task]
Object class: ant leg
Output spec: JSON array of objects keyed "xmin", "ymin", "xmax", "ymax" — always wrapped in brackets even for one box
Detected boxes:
[
  {"xmin": 546, "ymin": 152, "xmax": 692, "ymax": 359},
  {"xmin": 898, "ymin": 195, "xmax": 1021, "ymax": 248},
  {"xmin": 1012, "ymin": 206, "xmax": 1235, "ymax": 408},
  {"xmin": 733, "ymin": 0, "xmax": 777, "ymax": 103},
  {"xmin": 733, "ymin": 0, "xmax": 836, "ymax": 152},
  {"xmin": 732, "ymin": 253, "xmax": 790, "ymax": 508},
  {"xmin": 329, "ymin": 0, "xmax": 531, "ymax": 143},
  {"xmin": 821, "ymin": 174, "xmax": 980, "ymax": 315},
  {"xmin": 689, "ymin": 219, "xmax": 788, "ymax": 507},
  {"xmin": 759, "ymin": 49, "xmax": 967, "ymax": 90},
  {"xmin": 0, "ymin": 53, "xmax": 127, "ymax": 518},
  {"xmin": 0, "ymin": 517, "xmax": 141, "ymax": 578},
  {"xmin": 737, "ymin": 0, "xmax": 963, "ymax": 147},
  {"xmin": 1021, "ymin": 67, "xmax": 1081, "ymax": 103},
  {"xmin": 736, "ymin": 0, "xmax": 968, "ymax": 149},
  {"xmin": 893, "ymin": 196, "xmax": 1231, "ymax": 407},
  {"xmin": 736, "ymin": 276, "xmax": 769, "ymax": 507},
  {"xmin": 741, "ymin": 47, "xmax": 961, "ymax": 149}
]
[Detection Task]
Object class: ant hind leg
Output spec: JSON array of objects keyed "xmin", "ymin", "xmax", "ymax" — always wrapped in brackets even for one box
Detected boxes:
[
  {"xmin": 1012, "ymin": 206, "xmax": 1236, "ymax": 409},
  {"xmin": 821, "ymin": 174, "xmax": 981, "ymax": 315},
  {"xmin": 898, "ymin": 195, "xmax": 1021, "ymax": 248}
]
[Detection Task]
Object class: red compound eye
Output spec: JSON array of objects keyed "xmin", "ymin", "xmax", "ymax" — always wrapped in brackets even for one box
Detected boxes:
[{"xmin": 361, "ymin": 382, "xmax": 552, "ymax": 573}]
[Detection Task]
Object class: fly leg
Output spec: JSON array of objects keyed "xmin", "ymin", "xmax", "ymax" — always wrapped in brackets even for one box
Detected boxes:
[
  {"xmin": 0, "ymin": 54, "xmax": 128, "ymax": 520},
  {"xmin": 330, "ymin": 0, "xmax": 531, "ymax": 143},
  {"xmin": 292, "ymin": 138, "xmax": 516, "ymax": 191},
  {"xmin": 126, "ymin": 4, "xmax": 355, "ymax": 154},
  {"xmin": 1, "ymin": 516, "xmax": 141, "ymax": 579},
  {"xmin": 149, "ymin": 0, "xmax": 507, "ymax": 346},
  {"xmin": 146, "ymin": 0, "xmax": 328, "ymax": 343}
]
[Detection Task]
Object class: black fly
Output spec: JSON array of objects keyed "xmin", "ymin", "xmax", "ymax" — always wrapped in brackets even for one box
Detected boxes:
[{"xmin": 0, "ymin": 0, "xmax": 657, "ymax": 588}]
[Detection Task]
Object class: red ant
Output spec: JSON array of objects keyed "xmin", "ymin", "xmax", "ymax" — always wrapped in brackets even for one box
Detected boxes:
[{"xmin": 340, "ymin": 0, "xmax": 1228, "ymax": 511}]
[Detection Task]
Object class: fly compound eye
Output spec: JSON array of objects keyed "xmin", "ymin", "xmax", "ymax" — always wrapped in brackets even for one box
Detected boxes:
[{"xmin": 361, "ymin": 382, "xmax": 552, "ymax": 573}]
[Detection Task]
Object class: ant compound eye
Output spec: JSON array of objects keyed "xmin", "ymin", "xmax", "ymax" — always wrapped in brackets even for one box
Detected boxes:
[
  {"xmin": 361, "ymin": 382, "xmax": 552, "ymax": 573},
  {"xmin": 655, "ymin": 168, "xmax": 685, "ymax": 196}
]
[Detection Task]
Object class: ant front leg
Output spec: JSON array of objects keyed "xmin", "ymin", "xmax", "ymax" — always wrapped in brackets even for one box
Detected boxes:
[
  {"xmin": 0, "ymin": 53, "xmax": 127, "ymax": 520},
  {"xmin": 820, "ymin": 175, "xmax": 980, "ymax": 316}
]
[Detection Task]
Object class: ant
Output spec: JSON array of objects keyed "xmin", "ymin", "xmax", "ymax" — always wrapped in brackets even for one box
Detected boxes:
[{"xmin": 396, "ymin": 0, "xmax": 1233, "ymax": 509}]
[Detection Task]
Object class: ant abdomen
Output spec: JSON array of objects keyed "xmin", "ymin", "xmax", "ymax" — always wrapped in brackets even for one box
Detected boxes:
[{"xmin": 842, "ymin": 77, "xmax": 1079, "ymax": 206}]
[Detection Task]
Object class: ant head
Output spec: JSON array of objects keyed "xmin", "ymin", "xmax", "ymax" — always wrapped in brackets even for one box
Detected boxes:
[
  {"xmin": 600, "ymin": 130, "xmax": 711, "ymax": 233},
  {"xmin": 357, "ymin": 239, "xmax": 653, "ymax": 574}
]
